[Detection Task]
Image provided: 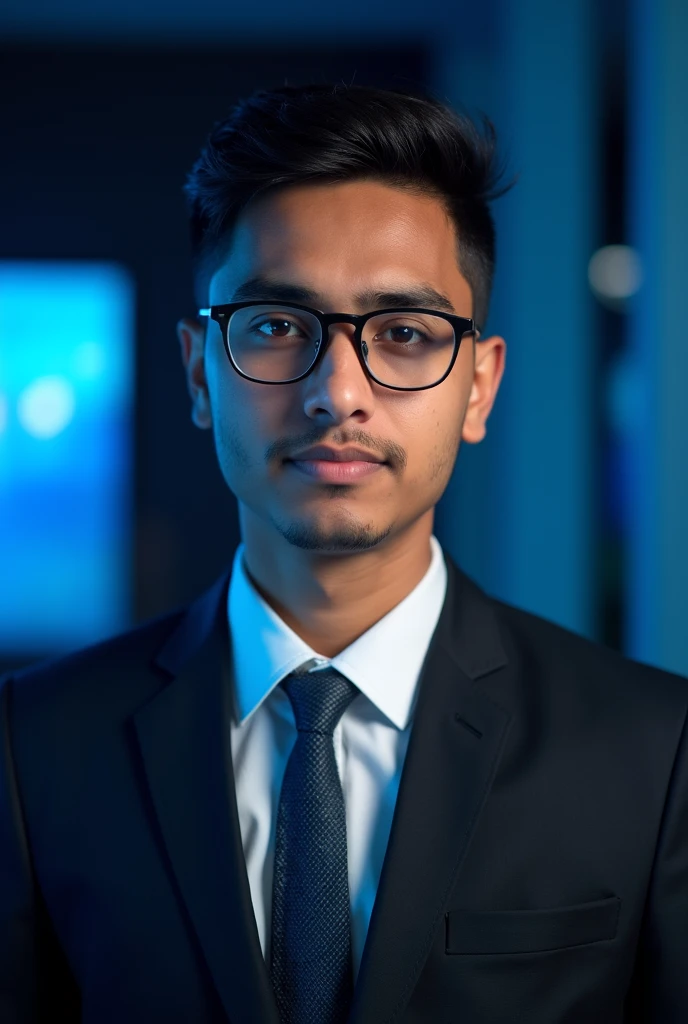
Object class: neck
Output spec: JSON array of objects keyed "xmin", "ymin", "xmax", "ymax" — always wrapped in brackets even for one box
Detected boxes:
[{"xmin": 239, "ymin": 507, "xmax": 435, "ymax": 658}]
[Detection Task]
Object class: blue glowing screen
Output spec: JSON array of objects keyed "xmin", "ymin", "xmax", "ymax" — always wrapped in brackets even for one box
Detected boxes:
[{"xmin": 0, "ymin": 262, "xmax": 134, "ymax": 654}]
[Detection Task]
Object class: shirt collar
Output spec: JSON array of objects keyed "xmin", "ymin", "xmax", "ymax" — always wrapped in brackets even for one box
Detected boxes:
[{"xmin": 228, "ymin": 535, "xmax": 448, "ymax": 731}]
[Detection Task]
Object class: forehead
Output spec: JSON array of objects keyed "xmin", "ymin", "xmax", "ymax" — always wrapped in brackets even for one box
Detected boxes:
[{"xmin": 208, "ymin": 180, "xmax": 472, "ymax": 311}]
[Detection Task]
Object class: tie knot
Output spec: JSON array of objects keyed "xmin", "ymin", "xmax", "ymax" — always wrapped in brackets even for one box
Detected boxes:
[{"xmin": 281, "ymin": 665, "xmax": 359, "ymax": 735}]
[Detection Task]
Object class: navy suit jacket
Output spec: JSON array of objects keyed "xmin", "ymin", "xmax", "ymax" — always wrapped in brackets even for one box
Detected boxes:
[{"xmin": 1, "ymin": 550, "xmax": 688, "ymax": 1022}]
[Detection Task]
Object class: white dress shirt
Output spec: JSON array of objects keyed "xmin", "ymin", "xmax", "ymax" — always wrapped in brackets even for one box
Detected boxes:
[{"xmin": 227, "ymin": 535, "xmax": 448, "ymax": 980}]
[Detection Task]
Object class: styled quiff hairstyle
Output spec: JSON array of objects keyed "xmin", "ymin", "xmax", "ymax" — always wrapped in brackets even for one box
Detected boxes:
[{"xmin": 184, "ymin": 83, "xmax": 511, "ymax": 330}]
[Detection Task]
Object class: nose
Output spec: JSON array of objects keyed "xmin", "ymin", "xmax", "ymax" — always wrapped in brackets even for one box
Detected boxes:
[
  {"xmin": 301, "ymin": 321, "xmax": 375, "ymax": 422},
  {"xmin": 315, "ymin": 321, "xmax": 364, "ymax": 374}
]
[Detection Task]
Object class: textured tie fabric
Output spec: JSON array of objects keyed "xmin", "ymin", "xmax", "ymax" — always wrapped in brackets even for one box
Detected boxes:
[{"xmin": 270, "ymin": 665, "xmax": 359, "ymax": 1024}]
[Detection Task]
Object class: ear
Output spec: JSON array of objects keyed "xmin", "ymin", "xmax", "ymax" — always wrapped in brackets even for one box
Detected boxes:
[
  {"xmin": 461, "ymin": 334, "xmax": 506, "ymax": 444},
  {"xmin": 177, "ymin": 317, "xmax": 212, "ymax": 430}
]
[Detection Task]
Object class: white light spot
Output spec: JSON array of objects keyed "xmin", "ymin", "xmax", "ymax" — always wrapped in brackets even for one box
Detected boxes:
[
  {"xmin": 588, "ymin": 245, "xmax": 643, "ymax": 307},
  {"xmin": 17, "ymin": 376, "xmax": 75, "ymax": 439},
  {"xmin": 72, "ymin": 341, "xmax": 106, "ymax": 380}
]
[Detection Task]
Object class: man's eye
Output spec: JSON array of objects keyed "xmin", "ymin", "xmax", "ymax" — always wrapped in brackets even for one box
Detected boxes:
[
  {"xmin": 376, "ymin": 324, "xmax": 430, "ymax": 345},
  {"xmin": 256, "ymin": 319, "xmax": 300, "ymax": 337}
]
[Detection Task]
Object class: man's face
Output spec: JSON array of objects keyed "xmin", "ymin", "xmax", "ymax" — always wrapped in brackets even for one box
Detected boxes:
[{"xmin": 179, "ymin": 179, "xmax": 505, "ymax": 554}]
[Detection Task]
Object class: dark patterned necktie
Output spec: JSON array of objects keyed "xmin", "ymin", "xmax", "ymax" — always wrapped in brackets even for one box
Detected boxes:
[{"xmin": 270, "ymin": 664, "xmax": 359, "ymax": 1024}]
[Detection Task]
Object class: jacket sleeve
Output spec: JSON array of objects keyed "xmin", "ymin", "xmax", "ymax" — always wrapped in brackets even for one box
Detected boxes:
[
  {"xmin": 626, "ymin": 698, "xmax": 688, "ymax": 1021},
  {"xmin": 0, "ymin": 674, "xmax": 79, "ymax": 1023}
]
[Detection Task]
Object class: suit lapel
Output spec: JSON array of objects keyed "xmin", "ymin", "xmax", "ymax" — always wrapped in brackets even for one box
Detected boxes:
[
  {"xmin": 131, "ymin": 572, "xmax": 280, "ymax": 1024},
  {"xmin": 130, "ymin": 549, "xmax": 513, "ymax": 1024},
  {"xmin": 349, "ymin": 554, "xmax": 514, "ymax": 1024}
]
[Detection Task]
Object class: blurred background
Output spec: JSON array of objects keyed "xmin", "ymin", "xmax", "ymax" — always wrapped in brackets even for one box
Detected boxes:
[{"xmin": 1, "ymin": 0, "xmax": 686, "ymax": 676}]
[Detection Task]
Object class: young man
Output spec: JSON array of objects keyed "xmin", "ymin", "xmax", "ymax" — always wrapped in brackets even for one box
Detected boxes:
[{"xmin": 1, "ymin": 84, "xmax": 687, "ymax": 1024}]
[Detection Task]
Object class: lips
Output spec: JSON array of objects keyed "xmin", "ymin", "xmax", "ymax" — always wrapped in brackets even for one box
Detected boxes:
[
  {"xmin": 288, "ymin": 445, "xmax": 385, "ymax": 464},
  {"xmin": 287, "ymin": 458, "xmax": 386, "ymax": 482}
]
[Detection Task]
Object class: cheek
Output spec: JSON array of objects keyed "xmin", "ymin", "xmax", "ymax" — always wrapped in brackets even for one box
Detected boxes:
[
  {"xmin": 207, "ymin": 361, "xmax": 291, "ymax": 483},
  {"xmin": 205, "ymin": 353, "xmax": 259, "ymax": 477},
  {"xmin": 402, "ymin": 394, "xmax": 463, "ymax": 486},
  {"xmin": 211, "ymin": 404, "xmax": 253, "ymax": 481}
]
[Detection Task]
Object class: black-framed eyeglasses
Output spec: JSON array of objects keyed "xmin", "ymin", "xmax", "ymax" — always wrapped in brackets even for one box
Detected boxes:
[{"xmin": 198, "ymin": 301, "xmax": 480, "ymax": 392}]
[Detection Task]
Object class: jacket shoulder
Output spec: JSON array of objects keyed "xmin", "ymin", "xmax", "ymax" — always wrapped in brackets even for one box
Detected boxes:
[
  {"xmin": 489, "ymin": 592, "xmax": 688, "ymax": 708},
  {"xmin": 1, "ymin": 604, "xmax": 187, "ymax": 717}
]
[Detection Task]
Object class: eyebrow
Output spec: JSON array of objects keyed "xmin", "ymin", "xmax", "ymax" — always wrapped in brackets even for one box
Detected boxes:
[{"xmin": 229, "ymin": 276, "xmax": 457, "ymax": 314}]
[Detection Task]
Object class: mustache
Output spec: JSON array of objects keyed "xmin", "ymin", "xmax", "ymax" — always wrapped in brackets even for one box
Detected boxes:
[{"xmin": 266, "ymin": 432, "xmax": 407, "ymax": 470}]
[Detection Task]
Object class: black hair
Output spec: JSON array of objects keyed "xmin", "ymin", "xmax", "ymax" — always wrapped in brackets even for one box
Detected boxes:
[{"xmin": 184, "ymin": 83, "xmax": 512, "ymax": 330}]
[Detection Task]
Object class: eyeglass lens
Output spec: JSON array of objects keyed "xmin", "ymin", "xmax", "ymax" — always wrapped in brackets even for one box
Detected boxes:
[{"xmin": 226, "ymin": 305, "xmax": 461, "ymax": 388}]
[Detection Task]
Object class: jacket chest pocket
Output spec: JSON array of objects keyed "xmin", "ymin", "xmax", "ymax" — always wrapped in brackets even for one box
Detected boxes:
[{"xmin": 445, "ymin": 895, "xmax": 620, "ymax": 955}]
